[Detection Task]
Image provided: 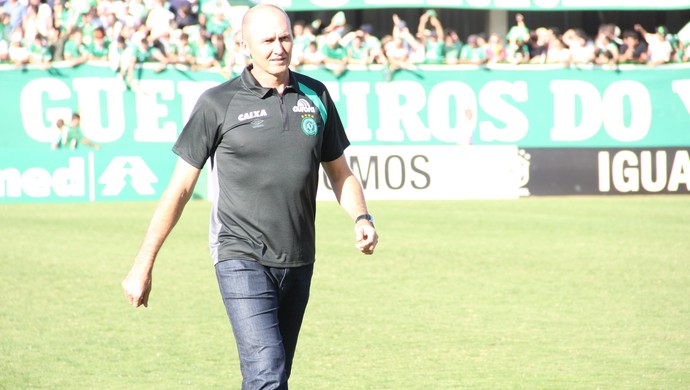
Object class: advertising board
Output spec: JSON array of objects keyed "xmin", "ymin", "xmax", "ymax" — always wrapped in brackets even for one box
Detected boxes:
[{"xmin": 2, "ymin": 64, "xmax": 688, "ymax": 202}]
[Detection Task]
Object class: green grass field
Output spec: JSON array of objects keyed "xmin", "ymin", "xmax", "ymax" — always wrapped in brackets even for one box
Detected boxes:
[{"xmin": 1, "ymin": 197, "xmax": 689, "ymax": 389}]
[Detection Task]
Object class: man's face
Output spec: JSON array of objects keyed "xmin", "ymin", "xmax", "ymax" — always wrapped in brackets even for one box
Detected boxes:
[
  {"xmin": 624, "ymin": 36, "xmax": 638, "ymax": 47},
  {"xmin": 94, "ymin": 30, "xmax": 104, "ymax": 42},
  {"xmin": 73, "ymin": 32, "xmax": 83, "ymax": 44},
  {"xmin": 243, "ymin": 8, "xmax": 293, "ymax": 78}
]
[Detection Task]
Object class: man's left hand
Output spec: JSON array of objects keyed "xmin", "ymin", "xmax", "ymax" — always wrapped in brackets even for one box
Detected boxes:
[{"xmin": 355, "ymin": 222, "xmax": 378, "ymax": 255}]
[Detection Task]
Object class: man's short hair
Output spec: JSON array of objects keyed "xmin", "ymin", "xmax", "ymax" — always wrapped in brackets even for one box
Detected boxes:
[{"xmin": 622, "ymin": 30, "xmax": 639, "ymax": 40}]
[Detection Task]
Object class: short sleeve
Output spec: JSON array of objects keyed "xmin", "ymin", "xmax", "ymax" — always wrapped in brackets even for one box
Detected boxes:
[
  {"xmin": 172, "ymin": 91, "xmax": 222, "ymax": 169},
  {"xmin": 320, "ymin": 87, "xmax": 350, "ymax": 162}
]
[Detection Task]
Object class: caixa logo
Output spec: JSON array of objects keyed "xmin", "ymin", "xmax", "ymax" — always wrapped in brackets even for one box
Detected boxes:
[
  {"xmin": 0, "ymin": 155, "xmax": 158, "ymax": 201},
  {"xmin": 598, "ymin": 149, "xmax": 690, "ymax": 193}
]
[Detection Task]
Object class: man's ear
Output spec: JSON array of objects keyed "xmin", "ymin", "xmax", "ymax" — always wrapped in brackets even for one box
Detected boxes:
[{"xmin": 241, "ymin": 40, "xmax": 251, "ymax": 58}]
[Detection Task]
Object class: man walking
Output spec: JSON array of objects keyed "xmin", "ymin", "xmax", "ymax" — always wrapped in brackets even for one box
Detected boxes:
[{"xmin": 122, "ymin": 4, "xmax": 378, "ymax": 390}]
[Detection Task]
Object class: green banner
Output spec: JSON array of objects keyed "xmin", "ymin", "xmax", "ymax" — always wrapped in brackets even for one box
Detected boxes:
[
  {"xmin": 1, "ymin": 63, "xmax": 689, "ymax": 202},
  {"xmin": 233, "ymin": 0, "xmax": 690, "ymax": 11}
]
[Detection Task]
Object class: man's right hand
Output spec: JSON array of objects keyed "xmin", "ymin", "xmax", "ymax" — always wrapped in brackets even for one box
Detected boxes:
[{"xmin": 122, "ymin": 267, "xmax": 152, "ymax": 308}]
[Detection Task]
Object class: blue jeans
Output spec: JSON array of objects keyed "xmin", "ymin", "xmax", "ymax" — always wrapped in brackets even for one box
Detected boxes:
[{"xmin": 215, "ymin": 259, "xmax": 314, "ymax": 390}]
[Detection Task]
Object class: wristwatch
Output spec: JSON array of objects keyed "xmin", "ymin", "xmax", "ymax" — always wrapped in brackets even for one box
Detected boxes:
[{"xmin": 355, "ymin": 213, "xmax": 375, "ymax": 227}]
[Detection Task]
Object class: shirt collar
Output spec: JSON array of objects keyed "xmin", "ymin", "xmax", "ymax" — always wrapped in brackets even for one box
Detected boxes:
[{"xmin": 241, "ymin": 65, "xmax": 297, "ymax": 98}]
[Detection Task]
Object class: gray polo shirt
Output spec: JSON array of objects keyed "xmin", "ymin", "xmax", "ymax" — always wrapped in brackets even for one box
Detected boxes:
[{"xmin": 173, "ymin": 66, "xmax": 350, "ymax": 267}]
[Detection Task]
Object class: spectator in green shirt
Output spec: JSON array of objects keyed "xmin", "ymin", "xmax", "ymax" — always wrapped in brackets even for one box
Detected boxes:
[
  {"xmin": 119, "ymin": 29, "xmax": 167, "ymax": 88},
  {"xmin": 416, "ymin": 10, "xmax": 445, "ymax": 64},
  {"xmin": 443, "ymin": 29, "xmax": 463, "ymax": 64},
  {"xmin": 0, "ymin": 13, "xmax": 10, "ymax": 63},
  {"xmin": 191, "ymin": 33, "xmax": 218, "ymax": 70},
  {"xmin": 63, "ymin": 29, "xmax": 89, "ymax": 66},
  {"xmin": 80, "ymin": 9, "xmax": 99, "ymax": 45},
  {"xmin": 506, "ymin": 37, "xmax": 530, "ymax": 65},
  {"xmin": 87, "ymin": 27, "xmax": 109, "ymax": 62},
  {"xmin": 132, "ymin": 32, "xmax": 167, "ymax": 67},
  {"xmin": 322, "ymin": 32, "xmax": 348, "ymax": 75},
  {"xmin": 206, "ymin": 10, "xmax": 231, "ymax": 36},
  {"xmin": 593, "ymin": 31, "xmax": 619, "ymax": 66},
  {"xmin": 56, "ymin": 113, "xmax": 101, "ymax": 150},
  {"xmin": 170, "ymin": 32, "xmax": 194, "ymax": 66},
  {"xmin": 507, "ymin": 13, "xmax": 530, "ymax": 48},
  {"xmin": 28, "ymin": 34, "xmax": 52, "ymax": 67},
  {"xmin": 52, "ymin": 0, "xmax": 70, "ymax": 34},
  {"xmin": 109, "ymin": 35, "xmax": 128, "ymax": 73},
  {"xmin": 346, "ymin": 34, "xmax": 370, "ymax": 65},
  {"xmin": 459, "ymin": 34, "xmax": 487, "ymax": 65}
]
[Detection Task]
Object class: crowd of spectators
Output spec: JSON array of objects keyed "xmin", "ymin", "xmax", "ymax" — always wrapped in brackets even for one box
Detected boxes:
[
  {"xmin": 1, "ymin": 0, "xmax": 689, "ymax": 83},
  {"xmin": 0, "ymin": 0, "xmax": 249, "ymax": 85},
  {"xmin": 341, "ymin": 11, "xmax": 689, "ymax": 73}
]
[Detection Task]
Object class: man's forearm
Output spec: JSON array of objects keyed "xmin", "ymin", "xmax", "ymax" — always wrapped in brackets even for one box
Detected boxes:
[
  {"xmin": 135, "ymin": 189, "xmax": 192, "ymax": 267},
  {"xmin": 134, "ymin": 158, "xmax": 201, "ymax": 269},
  {"xmin": 334, "ymin": 174, "xmax": 370, "ymax": 220}
]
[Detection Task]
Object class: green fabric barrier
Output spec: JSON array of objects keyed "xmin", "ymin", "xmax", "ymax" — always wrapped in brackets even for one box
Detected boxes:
[{"xmin": 1, "ymin": 63, "xmax": 689, "ymax": 202}]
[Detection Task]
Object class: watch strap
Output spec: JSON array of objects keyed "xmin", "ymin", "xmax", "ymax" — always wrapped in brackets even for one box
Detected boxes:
[{"xmin": 355, "ymin": 213, "xmax": 375, "ymax": 226}]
